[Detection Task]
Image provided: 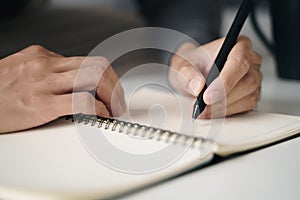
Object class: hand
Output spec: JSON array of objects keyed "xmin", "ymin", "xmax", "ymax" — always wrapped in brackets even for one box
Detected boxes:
[
  {"xmin": 169, "ymin": 36, "xmax": 262, "ymax": 118},
  {"xmin": 0, "ymin": 45, "xmax": 126, "ymax": 133}
]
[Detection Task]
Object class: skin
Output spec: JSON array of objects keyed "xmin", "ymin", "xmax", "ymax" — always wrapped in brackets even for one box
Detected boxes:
[
  {"xmin": 169, "ymin": 36, "xmax": 262, "ymax": 118},
  {"xmin": 0, "ymin": 45, "xmax": 126, "ymax": 133},
  {"xmin": 0, "ymin": 35, "xmax": 262, "ymax": 133}
]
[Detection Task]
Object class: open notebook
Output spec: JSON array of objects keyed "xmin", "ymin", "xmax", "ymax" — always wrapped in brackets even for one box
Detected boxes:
[{"xmin": 0, "ymin": 87, "xmax": 300, "ymax": 200}]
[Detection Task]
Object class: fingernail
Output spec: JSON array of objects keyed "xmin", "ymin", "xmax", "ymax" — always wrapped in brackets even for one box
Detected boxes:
[
  {"xmin": 205, "ymin": 90, "xmax": 220, "ymax": 104},
  {"xmin": 188, "ymin": 78, "xmax": 202, "ymax": 96}
]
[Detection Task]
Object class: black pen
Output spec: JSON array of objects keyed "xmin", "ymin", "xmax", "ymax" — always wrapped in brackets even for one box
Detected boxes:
[{"xmin": 192, "ymin": 0, "xmax": 256, "ymax": 119}]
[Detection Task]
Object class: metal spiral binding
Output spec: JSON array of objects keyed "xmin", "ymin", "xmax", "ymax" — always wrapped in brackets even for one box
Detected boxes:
[{"xmin": 65, "ymin": 114, "xmax": 209, "ymax": 150}]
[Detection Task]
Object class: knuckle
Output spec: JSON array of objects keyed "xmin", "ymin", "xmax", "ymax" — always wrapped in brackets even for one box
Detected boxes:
[
  {"xmin": 180, "ymin": 65, "xmax": 191, "ymax": 75},
  {"xmin": 170, "ymin": 54, "xmax": 184, "ymax": 68},
  {"xmin": 256, "ymin": 52, "xmax": 263, "ymax": 63},
  {"xmin": 245, "ymin": 74, "xmax": 258, "ymax": 91},
  {"xmin": 222, "ymin": 78, "xmax": 232, "ymax": 91},
  {"xmin": 27, "ymin": 45, "xmax": 48, "ymax": 54},
  {"xmin": 229, "ymin": 53, "xmax": 251, "ymax": 74},
  {"xmin": 230, "ymin": 39, "xmax": 254, "ymax": 72},
  {"xmin": 238, "ymin": 55, "xmax": 251, "ymax": 72},
  {"xmin": 248, "ymin": 91, "xmax": 259, "ymax": 109},
  {"xmin": 178, "ymin": 66, "xmax": 192, "ymax": 82},
  {"xmin": 239, "ymin": 35, "xmax": 252, "ymax": 47}
]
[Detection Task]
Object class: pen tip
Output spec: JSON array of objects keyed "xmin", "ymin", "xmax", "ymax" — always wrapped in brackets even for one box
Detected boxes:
[{"xmin": 192, "ymin": 104, "xmax": 200, "ymax": 120}]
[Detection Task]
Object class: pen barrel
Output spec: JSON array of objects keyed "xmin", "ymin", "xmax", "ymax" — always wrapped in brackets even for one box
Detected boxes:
[
  {"xmin": 206, "ymin": 63, "xmax": 221, "ymax": 86},
  {"xmin": 206, "ymin": 0, "xmax": 255, "ymax": 85}
]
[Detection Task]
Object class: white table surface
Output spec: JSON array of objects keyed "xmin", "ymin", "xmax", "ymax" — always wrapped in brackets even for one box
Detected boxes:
[
  {"xmin": 120, "ymin": 8, "xmax": 300, "ymax": 200},
  {"xmin": 122, "ymin": 137, "xmax": 300, "ymax": 200}
]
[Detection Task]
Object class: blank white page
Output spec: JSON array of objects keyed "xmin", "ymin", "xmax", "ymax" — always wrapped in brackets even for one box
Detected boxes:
[{"xmin": 121, "ymin": 87, "xmax": 300, "ymax": 152}]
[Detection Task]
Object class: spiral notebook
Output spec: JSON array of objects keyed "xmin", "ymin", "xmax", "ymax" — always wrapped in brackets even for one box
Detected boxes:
[{"xmin": 0, "ymin": 87, "xmax": 300, "ymax": 200}]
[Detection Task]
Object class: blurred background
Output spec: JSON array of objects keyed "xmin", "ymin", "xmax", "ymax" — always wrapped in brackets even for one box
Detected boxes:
[{"xmin": 0, "ymin": 0, "xmax": 272, "ymax": 57}]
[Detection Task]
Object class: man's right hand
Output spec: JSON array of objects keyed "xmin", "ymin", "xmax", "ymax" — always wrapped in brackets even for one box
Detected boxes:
[{"xmin": 0, "ymin": 45, "xmax": 126, "ymax": 133}]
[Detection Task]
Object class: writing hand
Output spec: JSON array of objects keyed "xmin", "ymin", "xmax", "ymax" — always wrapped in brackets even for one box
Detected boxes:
[{"xmin": 169, "ymin": 36, "xmax": 262, "ymax": 118}]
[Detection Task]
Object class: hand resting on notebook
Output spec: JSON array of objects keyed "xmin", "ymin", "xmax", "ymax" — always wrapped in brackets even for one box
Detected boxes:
[
  {"xmin": 169, "ymin": 36, "xmax": 262, "ymax": 118},
  {"xmin": 0, "ymin": 45, "xmax": 126, "ymax": 133}
]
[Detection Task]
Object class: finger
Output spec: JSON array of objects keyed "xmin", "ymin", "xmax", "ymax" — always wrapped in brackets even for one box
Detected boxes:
[
  {"xmin": 96, "ymin": 66, "xmax": 126, "ymax": 116},
  {"xmin": 111, "ymin": 80, "xmax": 127, "ymax": 116},
  {"xmin": 251, "ymin": 52, "xmax": 262, "ymax": 71},
  {"xmin": 50, "ymin": 56, "xmax": 111, "ymax": 73},
  {"xmin": 49, "ymin": 57, "xmax": 85, "ymax": 73},
  {"xmin": 56, "ymin": 64, "xmax": 126, "ymax": 116},
  {"xmin": 224, "ymin": 88, "xmax": 260, "ymax": 116},
  {"xmin": 200, "ymin": 88, "xmax": 260, "ymax": 119},
  {"xmin": 47, "ymin": 58, "xmax": 126, "ymax": 116},
  {"xmin": 203, "ymin": 37, "xmax": 261, "ymax": 105},
  {"xmin": 173, "ymin": 40, "xmax": 227, "ymax": 76},
  {"xmin": 169, "ymin": 65, "xmax": 205, "ymax": 97},
  {"xmin": 223, "ymin": 66, "xmax": 262, "ymax": 105},
  {"xmin": 50, "ymin": 68, "xmax": 126, "ymax": 114},
  {"xmin": 53, "ymin": 93, "xmax": 110, "ymax": 118},
  {"xmin": 49, "ymin": 67, "xmax": 104, "ymax": 94},
  {"xmin": 203, "ymin": 56, "xmax": 249, "ymax": 105},
  {"xmin": 235, "ymin": 36, "xmax": 262, "ymax": 65},
  {"xmin": 13, "ymin": 56, "xmax": 83, "ymax": 77},
  {"xmin": 49, "ymin": 58, "xmax": 114, "ymax": 93}
]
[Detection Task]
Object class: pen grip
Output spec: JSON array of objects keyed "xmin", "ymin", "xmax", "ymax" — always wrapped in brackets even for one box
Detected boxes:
[{"xmin": 192, "ymin": 0, "xmax": 256, "ymax": 119}]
